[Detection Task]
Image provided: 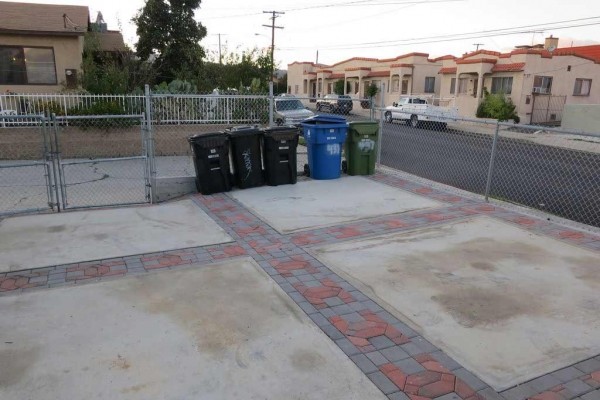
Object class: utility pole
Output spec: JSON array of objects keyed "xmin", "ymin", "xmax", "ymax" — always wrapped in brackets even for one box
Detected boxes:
[
  {"xmin": 218, "ymin": 33, "xmax": 222, "ymax": 64},
  {"xmin": 262, "ymin": 11, "xmax": 284, "ymax": 82},
  {"xmin": 473, "ymin": 43, "xmax": 484, "ymax": 51}
]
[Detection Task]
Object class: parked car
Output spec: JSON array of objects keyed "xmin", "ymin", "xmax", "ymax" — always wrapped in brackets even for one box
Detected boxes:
[
  {"xmin": 384, "ymin": 96, "xmax": 458, "ymax": 129},
  {"xmin": 274, "ymin": 95, "xmax": 314, "ymax": 126},
  {"xmin": 316, "ymin": 94, "xmax": 353, "ymax": 114}
]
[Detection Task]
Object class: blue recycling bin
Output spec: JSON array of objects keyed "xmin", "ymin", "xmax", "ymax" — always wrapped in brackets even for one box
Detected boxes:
[{"xmin": 301, "ymin": 115, "xmax": 348, "ymax": 180}]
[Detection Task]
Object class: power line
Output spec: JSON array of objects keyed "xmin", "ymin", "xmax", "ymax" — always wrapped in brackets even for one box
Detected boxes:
[
  {"xmin": 278, "ymin": 16, "xmax": 600, "ymax": 50},
  {"xmin": 202, "ymin": 0, "xmax": 461, "ymax": 20}
]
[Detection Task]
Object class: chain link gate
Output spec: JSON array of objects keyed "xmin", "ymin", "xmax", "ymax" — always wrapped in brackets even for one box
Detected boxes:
[
  {"xmin": 0, "ymin": 115, "xmax": 59, "ymax": 216},
  {"xmin": 52, "ymin": 114, "xmax": 152, "ymax": 210}
]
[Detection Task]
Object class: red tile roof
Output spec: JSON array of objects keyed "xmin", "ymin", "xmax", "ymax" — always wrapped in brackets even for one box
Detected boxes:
[
  {"xmin": 553, "ymin": 45, "xmax": 600, "ymax": 63},
  {"xmin": 439, "ymin": 67, "xmax": 457, "ymax": 74},
  {"xmin": 456, "ymin": 58, "xmax": 498, "ymax": 65},
  {"xmin": 345, "ymin": 67, "xmax": 371, "ymax": 71},
  {"xmin": 431, "ymin": 55, "xmax": 457, "ymax": 61},
  {"xmin": 329, "ymin": 73, "xmax": 344, "ymax": 79},
  {"xmin": 367, "ymin": 71, "xmax": 391, "ymax": 77},
  {"xmin": 491, "ymin": 63, "xmax": 525, "ymax": 72}
]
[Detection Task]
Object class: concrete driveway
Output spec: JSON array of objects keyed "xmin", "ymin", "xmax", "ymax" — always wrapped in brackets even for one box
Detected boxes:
[{"xmin": 0, "ymin": 258, "xmax": 385, "ymax": 400}]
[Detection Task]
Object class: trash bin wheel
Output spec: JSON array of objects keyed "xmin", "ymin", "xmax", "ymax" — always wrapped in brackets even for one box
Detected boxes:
[
  {"xmin": 303, "ymin": 164, "xmax": 310, "ymax": 177},
  {"xmin": 342, "ymin": 160, "xmax": 348, "ymax": 173}
]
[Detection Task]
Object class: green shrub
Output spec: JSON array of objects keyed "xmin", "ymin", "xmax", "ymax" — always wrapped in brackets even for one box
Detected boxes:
[
  {"xmin": 67, "ymin": 101, "xmax": 137, "ymax": 129},
  {"xmin": 31, "ymin": 100, "xmax": 66, "ymax": 116},
  {"xmin": 477, "ymin": 89, "xmax": 520, "ymax": 122},
  {"xmin": 68, "ymin": 100, "xmax": 125, "ymax": 116}
]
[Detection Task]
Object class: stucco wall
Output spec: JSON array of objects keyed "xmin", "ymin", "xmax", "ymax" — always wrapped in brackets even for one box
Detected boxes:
[
  {"xmin": 561, "ymin": 104, "xmax": 600, "ymax": 133},
  {"xmin": 0, "ymin": 34, "xmax": 83, "ymax": 93}
]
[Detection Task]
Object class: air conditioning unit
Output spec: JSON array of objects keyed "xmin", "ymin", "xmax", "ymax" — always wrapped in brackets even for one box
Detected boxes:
[{"xmin": 532, "ymin": 87, "xmax": 549, "ymax": 94}]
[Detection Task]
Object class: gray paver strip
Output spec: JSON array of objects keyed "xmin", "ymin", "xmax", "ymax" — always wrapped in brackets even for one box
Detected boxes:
[{"xmin": 2, "ymin": 171, "xmax": 599, "ymax": 400}]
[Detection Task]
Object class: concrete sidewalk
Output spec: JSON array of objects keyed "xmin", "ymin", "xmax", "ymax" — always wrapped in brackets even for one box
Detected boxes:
[{"xmin": 1, "ymin": 171, "xmax": 599, "ymax": 400}]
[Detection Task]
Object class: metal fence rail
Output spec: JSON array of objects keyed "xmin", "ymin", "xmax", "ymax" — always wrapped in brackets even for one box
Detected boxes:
[
  {"xmin": 0, "ymin": 115, "xmax": 57, "ymax": 216},
  {"xmin": 2, "ymin": 87, "xmax": 599, "ymax": 230},
  {"xmin": 53, "ymin": 114, "xmax": 150, "ymax": 210},
  {"xmin": 376, "ymin": 108, "xmax": 600, "ymax": 228}
]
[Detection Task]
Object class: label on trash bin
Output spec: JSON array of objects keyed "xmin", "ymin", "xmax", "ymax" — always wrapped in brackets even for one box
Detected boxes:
[
  {"xmin": 326, "ymin": 144, "xmax": 341, "ymax": 156},
  {"xmin": 358, "ymin": 139, "xmax": 375, "ymax": 153},
  {"xmin": 210, "ymin": 149, "xmax": 216, "ymax": 154},
  {"xmin": 329, "ymin": 129, "xmax": 335, "ymax": 133},
  {"xmin": 208, "ymin": 154, "xmax": 219, "ymax": 159},
  {"xmin": 242, "ymin": 148, "xmax": 253, "ymax": 180},
  {"xmin": 279, "ymin": 146, "xmax": 289, "ymax": 150}
]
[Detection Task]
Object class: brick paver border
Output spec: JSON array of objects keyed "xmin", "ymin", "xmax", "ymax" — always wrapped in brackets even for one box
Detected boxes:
[{"xmin": 1, "ymin": 171, "xmax": 599, "ymax": 400}]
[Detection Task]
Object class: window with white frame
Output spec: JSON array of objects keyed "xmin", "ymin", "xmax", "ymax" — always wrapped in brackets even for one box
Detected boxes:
[
  {"xmin": 450, "ymin": 78, "xmax": 456, "ymax": 95},
  {"xmin": 392, "ymin": 78, "xmax": 400, "ymax": 92},
  {"xmin": 0, "ymin": 46, "xmax": 57, "ymax": 85},
  {"xmin": 491, "ymin": 77, "xmax": 513, "ymax": 94},
  {"xmin": 424, "ymin": 77, "xmax": 435, "ymax": 93},
  {"xmin": 458, "ymin": 78, "xmax": 469, "ymax": 94},
  {"xmin": 533, "ymin": 76, "xmax": 553, "ymax": 94},
  {"xmin": 573, "ymin": 78, "xmax": 592, "ymax": 96}
]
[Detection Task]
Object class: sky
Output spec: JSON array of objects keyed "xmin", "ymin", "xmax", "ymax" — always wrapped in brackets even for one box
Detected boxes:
[{"xmin": 9, "ymin": 0, "xmax": 600, "ymax": 68}]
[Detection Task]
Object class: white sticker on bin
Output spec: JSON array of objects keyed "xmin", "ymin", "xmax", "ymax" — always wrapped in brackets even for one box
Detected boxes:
[
  {"xmin": 329, "ymin": 129, "xmax": 335, "ymax": 133},
  {"xmin": 326, "ymin": 144, "xmax": 340, "ymax": 156}
]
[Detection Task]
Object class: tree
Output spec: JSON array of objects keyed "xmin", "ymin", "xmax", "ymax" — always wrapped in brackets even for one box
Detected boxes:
[
  {"xmin": 197, "ymin": 47, "xmax": 271, "ymax": 92},
  {"xmin": 79, "ymin": 32, "xmax": 156, "ymax": 94},
  {"xmin": 133, "ymin": 0, "xmax": 207, "ymax": 83},
  {"xmin": 334, "ymin": 79, "xmax": 345, "ymax": 95}
]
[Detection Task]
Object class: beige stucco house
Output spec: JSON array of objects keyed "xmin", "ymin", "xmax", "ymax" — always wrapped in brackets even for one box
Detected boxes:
[
  {"xmin": 288, "ymin": 37, "xmax": 600, "ymax": 124},
  {"xmin": 287, "ymin": 53, "xmax": 451, "ymax": 106},
  {"xmin": 438, "ymin": 37, "xmax": 600, "ymax": 124},
  {"xmin": 0, "ymin": 1, "xmax": 90, "ymax": 93},
  {"xmin": 0, "ymin": 2, "xmax": 126, "ymax": 97}
]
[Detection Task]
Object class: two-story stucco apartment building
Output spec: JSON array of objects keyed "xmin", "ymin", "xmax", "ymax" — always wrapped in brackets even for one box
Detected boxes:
[
  {"xmin": 287, "ymin": 37, "xmax": 600, "ymax": 124},
  {"xmin": 0, "ymin": 2, "xmax": 126, "ymax": 95},
  {"xmin": 287, "ymin": 53, "xmax": 453, "ymax": 106}
]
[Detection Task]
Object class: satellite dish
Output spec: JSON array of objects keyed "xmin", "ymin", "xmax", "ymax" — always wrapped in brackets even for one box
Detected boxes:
[{"xmin": 548, "ymin": 45, "xmax": 556, "ymax": 52}]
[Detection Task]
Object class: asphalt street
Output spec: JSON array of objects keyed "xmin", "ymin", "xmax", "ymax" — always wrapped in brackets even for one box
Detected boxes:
[{"xmin": 380, "ymin": 121, "xmax": 600, "ymax": 228}]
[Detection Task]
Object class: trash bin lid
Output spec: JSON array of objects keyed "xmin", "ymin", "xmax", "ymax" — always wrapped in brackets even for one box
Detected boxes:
[
  {"xmin": 226, "ymin": 125, "xmax": 262, "ymax": 136},
  {"xmin": 301, "ymin": 115, "xmax": 347, "ymax": 125},
  {"xmin": 188, "ymin": 132, "xmax": 227, "ymax": 143},
  {"xmin": 348, "ymin": 121, "xmax": 379, "ymax": 136},
  {"xmin": 263, "ymin": 126, "xmax": 300, "ymax": 136}
]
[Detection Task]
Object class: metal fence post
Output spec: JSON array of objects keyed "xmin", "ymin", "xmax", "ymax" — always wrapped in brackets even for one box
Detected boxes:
[
  {"xmin": 144, "ymin": 84, "xmax": 156, "ymax": 201},
  {"xmin": 484, "ymin": 121, "xmax": 501, "ymax": 202},
  {"xmin": 377, "ymin": 83, "xmax": 385, "ymax": 164},
  {"xmin": 268, "ymin": 81, "xmax": 274, "ymax": 127}
]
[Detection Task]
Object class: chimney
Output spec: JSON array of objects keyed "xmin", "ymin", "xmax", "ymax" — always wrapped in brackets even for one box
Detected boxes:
[{"xmin": 545, "ymin": 35, "xmax": 559, "ymax": 51}]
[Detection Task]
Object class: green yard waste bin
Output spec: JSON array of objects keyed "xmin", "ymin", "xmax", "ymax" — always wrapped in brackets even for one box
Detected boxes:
[{"xmin": 344, "ymin": 121, "xmax": 379, "ymax": 175}]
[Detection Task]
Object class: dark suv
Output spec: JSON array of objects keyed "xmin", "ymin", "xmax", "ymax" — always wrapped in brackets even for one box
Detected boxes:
[{"xmin": 316, "ymin": 94, "xmax": 353, "ymax": 114}]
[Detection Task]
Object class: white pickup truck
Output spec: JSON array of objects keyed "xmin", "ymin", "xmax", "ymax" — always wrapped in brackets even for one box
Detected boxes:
[{"xmin": 384, "ymin": 96, "xmax": 458, "ymax": 129}]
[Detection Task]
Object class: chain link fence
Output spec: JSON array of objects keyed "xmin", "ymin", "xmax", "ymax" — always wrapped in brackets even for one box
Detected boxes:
[
  {"xmin": 4, "ymin": 87, "xmax": 597, "ymax": 230},
  {"xmin": 377, "ymin": 108, "xmax": 600, "ymax": 228},
  {"xmin": 54, "ymin": 115, "xmax": 150, "ymax": 210},
  {"xmin": 0, "ymin": 115, "xmax": 56, "ymax": 216}
]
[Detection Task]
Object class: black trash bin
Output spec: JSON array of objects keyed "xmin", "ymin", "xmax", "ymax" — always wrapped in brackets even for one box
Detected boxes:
[
  {"xmin": 227, "ymin": 126, "xmax": 264, "ymax": 189},
  {"xmin": 188, "ymin": 133, "xmax": 232, "ymax": 195},
  {"xmin": 263, "ymin": 126, "xmax": 300, "ymax": 186}
]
